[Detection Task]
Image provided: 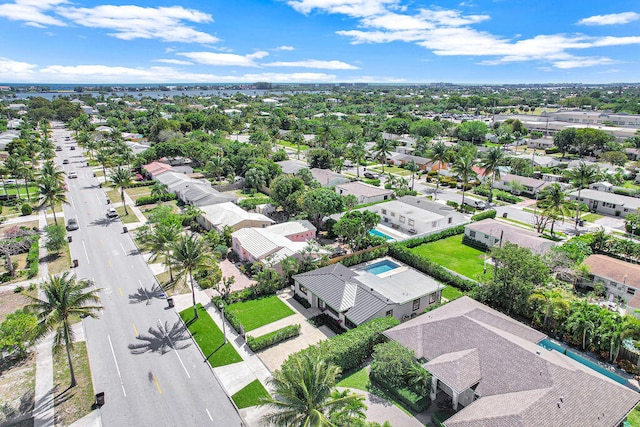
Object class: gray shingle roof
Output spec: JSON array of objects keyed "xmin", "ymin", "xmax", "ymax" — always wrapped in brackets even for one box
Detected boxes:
[
  {"xmin": 424, "ymin": 348, "xmax": 481, "ymax": 393},
  {"xmin": 385, "ymin": 297, "xmax": 640, "ymax": 427}
]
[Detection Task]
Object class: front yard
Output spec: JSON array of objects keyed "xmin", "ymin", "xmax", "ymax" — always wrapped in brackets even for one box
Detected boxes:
[
  {"xmin": 410, "ymin": 235, "xmax": 493, "ymax": 280},
  {"xmin": 226, "ymin": 295, "xmax": 294, "ymax": 332},
  {"xmin": 231, "ymin": 379, "xmax": 270, "ymax": 409}
]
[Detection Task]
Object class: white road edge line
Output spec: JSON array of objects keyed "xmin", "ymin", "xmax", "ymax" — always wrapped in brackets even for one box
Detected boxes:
[
  {"xmin": 107, "ymin": 334, "xmax": 127, "ymax": 397},
  {"xmin": 82, "ymin": 240, "xmax": 90, "ymax": 264},
  {"xmin": 139, "ymin": 280, "xmax": 151, "ymax": 302},
  {"xmin": 68, "ymin": 194, "xmax": 75, "ymax": 209},
  {"xmin": 205, "ymin": 409, "xmax": 213, "ymax": 421},
  {"xmin": 95, "ymin": 194, "xmax": 102, "ymax": 205},
  {"xmin": 159, "ymin": 319, "xmax": 191, "ymax": 378},
  {"xmin": 120, "ymin": 242, "xmax": 126, "ymax": 255}
]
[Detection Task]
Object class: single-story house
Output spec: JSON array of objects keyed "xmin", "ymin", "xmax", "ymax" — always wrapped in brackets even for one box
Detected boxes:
[
  {"xmin": 154, "ymin": 171, "xmax": 237, "ymax": 207},
  {"xmin": 464, "ymin": 219, "xmax": 557, "ymax": 254},
  {"xmin": 589, "ymin": 182, "xmax": 614, "ymax": 193},
  {"xmin": 276, "ymin": 159, "xmax": 308, "ymax": 176},
  {"xmin": 293, "ymin": 258, "xmax": 443, "ymax": 328},
  {"xmin": 582, "ymin": 254, "xmax": 640, "ymax": 305},
  {"xmin": 387, "ymin": 153, "xmax": 437, "ymax": 170},
  {"xmin": 625, "ymin": 148, "xmax": 640, "ymax": 161},
  {"xmin": 385, "ymin": 296, "xmax": 640, "ymax": 426},
  {"xmin": 310, "ymin": 168, "xmax": 350, "ymax": 187},
  {"xmin": 526, "ymin": 137, "xmax": 555, "ymax": 150},
  {"xmin": 569, "ymin": 189, "xmax": 640, "ymax": 217},
  {"xmin": 197, "ymin": 202, "xmax": 274, "ymax": 232},
  {"xmin": 232, "ymin": 221, "xmax": 318, "ymax": 267},
  {"xmin": 494, "ymin": 173, "xmax": 555, "ymax": 196},
  {"xmin": 334, "ymin": 181, "xmax": 394, "ymax": 204},
  {"xmin": 511, "ymin": 154, "xmax": 561, "ymax": 168}
]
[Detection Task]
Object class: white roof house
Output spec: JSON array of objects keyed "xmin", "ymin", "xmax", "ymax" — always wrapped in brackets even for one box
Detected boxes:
[
  {"xmin": 335, "ymin": 181, "xmax": 394, "ymax": 204},
  {"xmin": 232, "ymin": 228, "xmax": 309, "ymax": 264},
  {"xmin": 155, "ymin": 172, "xmax": 237, "ymax": 207},
  {"xmin": 198, "ymin": 202, "xmax": 274, "ymax": 232}
]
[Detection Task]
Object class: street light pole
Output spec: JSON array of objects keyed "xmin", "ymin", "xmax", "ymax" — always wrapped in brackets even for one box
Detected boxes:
[{"xmin": 219, "ymin": 302, "xmax": 227, "ymax": 345}]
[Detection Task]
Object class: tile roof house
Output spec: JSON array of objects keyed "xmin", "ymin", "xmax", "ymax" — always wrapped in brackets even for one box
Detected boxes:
[
  {"xmin": 464, "ymin": 219, "xmax": 557, "ymax": 254},
  {"xmin": 569, "ymin": 189, "xmax": 640, "ymax": 217},
  {"xmin": 293, "ymin": 259, "xmax": 443, "ymax": 328},
  {"xmin": 493, "ymin": 173, "xmax": 555, "ymax": 196},
  {"xmin": 197, "ymin": 202, "xmax": 274, "ymax": 232},
  {"xmin": 143, "ymin": 161, "xmax": 173, "ymax": 179},
  {"xmin": 155, "ymin": 172, "xmax": 237, "ymax": 207},
  {"xmin": 385, "ymin": 296, "xmax": 640, "ymax": 427},
  {"xmin": 334, "ymin": 181, "xmax": 394, "ymax": 204},
  {"xmin": 582, "ymin": 254, "xmax": 640, "ymax": 306}
]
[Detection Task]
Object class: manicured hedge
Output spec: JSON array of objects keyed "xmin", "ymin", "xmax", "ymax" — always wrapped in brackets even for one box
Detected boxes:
[
  {"xmin": 127, "ymin": 180, "xmax": 155, "ymax": 188},
  {"xmin": 282, "ymin": 316, "xmax": 400, "ymax": 373},
  {"xmin": 135, "ymin": 193, "xmax": 177, "ymax": 206},
  {"xmin": 372, "ymin": 377, "xmax": 430, "ymax": 413},
  {"xmin": 388, "ymin": 245, "xmax": 478, "ymax": 292},
  {"xmin": 27, "ymin": 237, "xmax": 39, "ymax": 278},
  {"xmin": 399, "ymin": 225, "xmax": 466, "ymax": 249},
  {"xmin": 471, "ymin": 209, "xmax": 497, "ymax": 222},
  {"xmin": 339, "ymin": 246, "xmax": 389, "ymax": 267},
  {"xmin": 246, "ymin": 324, "xmax": 301, "ymax": 352},
  {"xmin": 495, "ymin": 190, "xmax": 521, "ymax": 203}
]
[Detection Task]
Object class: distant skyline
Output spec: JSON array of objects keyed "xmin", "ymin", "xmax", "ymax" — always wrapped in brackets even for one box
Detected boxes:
[{"xmin": 0, "ymin": 0, "xmax": 638, "ymax": 84}]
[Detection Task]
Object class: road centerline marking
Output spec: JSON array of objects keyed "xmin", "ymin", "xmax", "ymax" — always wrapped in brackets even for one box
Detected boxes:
[
  {"xmin": 118, "ymin": 288, "xmax": 123, "ymax": 297},
  {"xmin": 132, "ymin": 323, "xmax": 139, "ymax": 337},
  {"xmin": 153, "ymin": 374, "xmax": 163, "ymax": 394}
]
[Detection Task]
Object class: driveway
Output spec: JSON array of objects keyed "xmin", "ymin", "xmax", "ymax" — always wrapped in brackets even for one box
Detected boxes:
[{"xmin": 220, "ymin": 259, "xmax": 255, "ymax": 292}]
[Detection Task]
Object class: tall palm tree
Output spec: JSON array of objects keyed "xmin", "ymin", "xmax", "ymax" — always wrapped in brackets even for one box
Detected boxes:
[
  {"xmin": 426, "ymin": 141, "xmax": 450, "ymax": 200},
  {"xmin": 348, "ymin": 139, "xmax": 366, "ymax": 178},
  {"xmin": 260, "ymin": 353, "xmax": 365, "ymax": 427},
  {"xmin": 95, "ymin": 149, "xmax": 113, "ymax": 178},
  {"xmin": 528, "ymin": 289, "xmax": 570, "ymax": 329},
  {"xmin": 539, "ymin": 183, "xmax": 570, "ymax": 235},
  {"xmin": 479, "ymin": 146, "xmax": 504, "ymax": 204},
  {"xmin": 567, "ymin": 162, "xmax": 599, "ymax": 230},
  {"xmin": 451, "ymin": 150, "xmax": 477, "ymax": 208},
  {"xmin": 373, "ymin": 137, "xmax": 393, "ymax": 174},
  {"xmin": 38, "ymin": 175, "xmax": 68, "ymax": 225},
  {"xmin": 40, "ymin": 160, "xmax": 65, "ymax": 185},
  {"xmin": 109, "ymin": 167, "xmax": 133, "ymax": 215},
  {"xmin": 406, "ymin": 160, "xmax": 419, "ymax": 191},
  {"xmin": 150, "ymin": 182, "xmax": 170, "ymax": 206},
  {"xmin": 27, "ymin": 273, "xmax": 102, "ymax": 387},
  {"xmin": 567, "ymin": 301, "xmax": 596, "ymax": 350},
  {"xmin": 169, "ymin": 233, "xmax": 212, "ymax": 319},
  {"xmin": 146, "ymin": 223, "xmax": 180, "ymax": 282}
]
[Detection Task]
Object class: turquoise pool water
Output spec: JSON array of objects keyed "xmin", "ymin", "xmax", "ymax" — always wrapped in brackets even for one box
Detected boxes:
[
  {"xmin": 369, "ymin": 229, "xmax": 394, "ymax": 240},
  {"xmin": 538, "ymin": 339, "xmax": 628, "ymax": 385},
  {"xmin": 364, "ymin": 259, "xmax": 401, "ymax": 275}
]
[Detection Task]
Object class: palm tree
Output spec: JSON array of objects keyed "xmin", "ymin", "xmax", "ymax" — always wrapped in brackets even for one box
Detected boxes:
[
  {"xmin": 38, "ymin": 175, "xmax": 68, "ymax": 225},
  {"xmin": 539, "ymin": 183, "xmax": 570, "ymax": 235},
  {"xmin": 451, "ymin": 150, "xmax": 477, "ymax": 208},
  {"xmin": 528, "ymin": 289, "xmax": 570, "ymax": 329},
  {"xmin": 150, "ymin": 182, "xmax": 170, "ymax": 206},
  {"xmin": 373, "ymin": 137, "xmax": 393, "ymax": 174},
  {"xmin": 426, "ymin": 141, "xmax": 450, "ymax": 200},
  {"xmin": 348, "ymin": 139, "xmax": 366, "ymax": 179},
  {"xmin": 110, "ymin": 167, "xmax": 133, "ymax": 215},
  {"xmin": 406, "ymin": 160, "xmax": 419, "ymax": 191},
  {"xmin": 567, "ymin": 162, "xmax": 599, "ymax": 230},
  {"xmin": 169, "ymin": 233, "xmax": 212, "ymax": 319},
  {"xmin": 95, "ymin": 149, "xmax": 113, "ymax": 178},
  {"xmin": 146, "ymin": 223, "xmax": 180, "ymax": 282},
  {"xmin": 479, "ymin": 146, "xmax": 504, "ymax": 204},
  {"xmin": 260, "ymin": 353, "xmax": 364, "ymax": 427},
  {"xmin": 40, "ymin": 160, "xmax": 65, "ymax": 186},
  {"xmin": 27, "ymin": 273, "xmax": 102, "ymax": 387},
  {"xmin": 567, "ymin": 301, "xmax": 596, "ymax": 350}
]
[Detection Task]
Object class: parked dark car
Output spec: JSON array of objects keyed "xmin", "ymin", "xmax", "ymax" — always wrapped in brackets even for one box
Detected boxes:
[{"xmin": 66, "ymin": 218, "xmax": 79, "ymax": 231}]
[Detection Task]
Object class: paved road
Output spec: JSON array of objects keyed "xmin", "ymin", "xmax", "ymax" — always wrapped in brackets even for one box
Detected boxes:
[{"xmin": 54, "ymin": 128, "xmax": 244, "ymax": 426}]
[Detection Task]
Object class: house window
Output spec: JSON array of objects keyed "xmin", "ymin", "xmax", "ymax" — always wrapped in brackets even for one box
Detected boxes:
[
  {"xmin": 408, "ymin": 219, "xmax": 415, "ymax": 226},
  {"xmin": 412, "ymin": 298, "xmax": 420, "ymax": 311},
  {"xmin": 386, "ymin": 309, "xmax": 394, "ymax": 317},
  {"xmin": 429, "ymin": 293, "xmax": 437, "ymax": 304},
  {"xmin": 382, "ymin": 209, "xmax": 387, "ymax": 215},
  {"xmin": 384, "ymin": 195, "xmax": 388, "ymax": 200},
  {"xmin": 299, "ymin": 285, "xmax": 307, "ymax": 295},
  {"xmin": 399, "ymin": 216, "xmax": 405, "ymax": 223},
  {"xmin": 391, "ymin": 212, "xmax": 396, "ymax": 217},
  {"xmin": 326, "ymin": 305, "xmax": 339, "ymax": 318},
  {"xmin": 628, "ymin": 288, "xmax": 636, "ymax": 296},
  {"xmin": 469, "ymin": 231, "xmax": 476, "ymax": 238}
]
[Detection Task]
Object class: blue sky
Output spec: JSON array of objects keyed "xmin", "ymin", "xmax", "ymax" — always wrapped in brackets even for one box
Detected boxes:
[{"xmin": 0, "ymin": 0, "xmax": 638, "ymax": 84}]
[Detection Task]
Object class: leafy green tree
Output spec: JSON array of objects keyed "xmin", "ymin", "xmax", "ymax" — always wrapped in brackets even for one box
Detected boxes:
[
  {"xmin": 260, "ymin": 353, "xmax": 365, "ymax": 427},
  {"xmin": 297, "ymin": 168, "xmax": 319, "ymax": 188},
  {"xmin": 456, "ymin": 121, "xmax": 488, "ymax": 144},
  {"xmin": 27, "ymin": 273, "xmax": 102, "ymax": 387},
  {"xmin": 110, "ymin": 167, "xmax": 133, "ymax": 215},
  {"xmin": 553, "ymin": 128, "xmax": 577, "ymax": 159},
  {"xmin": 270, "ymin": 174, "xmax": 305, "ymax": 219},
  {"xmin": 599, "ymin": 150, "xmax": 628, "ymax": 166},
  {"xmin": 539, "ymin": 183, "xmax": 570, "ymax": 235},
  {"xmin": 307, "ymin": 148, "xmax": 333, "ymax": 169},
  {"xmin": 347, "ymin": 139, "xmax": 367, "ymax": 178},
  {"xmin": 0, "ymin": 309, "xmax": 37, "ymax": 358},
  {"xmin": 301, "ymin": 188, "xmax": 344, "ymax": 229},
  {"xmin": 169, "ymin": 233, "xmax": 213, "ymax": 319},
  {"xmin": 44, "ymin": 224, "xmax": 66, "ymax": 255},
  {"xmin": 370, "ymin": 340, "xmax": 429, "ymax": 394},
  {"xmin": 566, "ymin": 300, "xmax": 597, "ymax": 350},
  {"xmin": 150, "ymin": 182, "xmax": 170, "ymax": 206},
  {"xmin": 332, "ymin": 211, "xmax": 380, "ymax": 252},
  {"xmin": 245, "ymin": 167, "xmax": 267, "ymax": 191},
  {"xmin": 479, "ymin": 147, "xmax": 504, "ymax": 204},
  {"xmin": 146, "ymin": 223, "xmax": 181, "ymax": 282},
  {"xmin": 528, "ymin": 289, "xmax": 570, "ymax": 330}
]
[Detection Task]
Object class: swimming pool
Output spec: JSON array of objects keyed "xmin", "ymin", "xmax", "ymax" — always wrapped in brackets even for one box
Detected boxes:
[
  {"xmin": 538, "ymin": 339, "xmax": 628, "ymax": 385},
  {"xmin": 369, "ymin": 229, "xmax": 394, "ymax": 241},
  {"xmin": 364, "ymin": 259, "xmax": 401, "ymax": 275}
]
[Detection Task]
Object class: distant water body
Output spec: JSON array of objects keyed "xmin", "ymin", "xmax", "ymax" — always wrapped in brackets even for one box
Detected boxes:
[{"xmin": 6, "ymin": 88, "xmax": 324, "ymax": 101}]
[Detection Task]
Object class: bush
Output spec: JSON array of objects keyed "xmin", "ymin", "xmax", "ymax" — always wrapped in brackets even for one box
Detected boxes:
[
  {"xmin": 21, "ymin": 203, "xmax": 32, "ymax": 216},
  {"xmin": 135, "ymin": 193, "xmax": 177, "ymax": 206},
  {"xmin": 293, "ymin": 292, "xmax": 311, "ymax": 309},
  {"xmin": 363, "ymin": 178, "xmax": 381, "ymax": 187},
  {"xmin": 127, "ymin": 180, "xmax": 155, "ymax": 188},
  {"xmin": 372, "ymin": 377, "xmax": 431, "ymax": 413},
  {"xmin": 44, "ymin": 224, "xmax": 66, "ymax": 254},
  {"xmin": 400, "ymin": 225, "xmax": 466, "ymax": 249},
  {"xmin": 495, "ymin": 191, "xmax": 521, "ymax": 204},
  {"xmin": 238, "ymin": 198, "xmax": 271, "ymax": 211},
  {"xmin": 246, "ymin": 324, "xmax": 301, "ymax": 351},
  {"xmin": 545, "ymin": 147, "xmax": 560, "ymax": 154},
  {"xmin": 339, "ymin": 246, "xmax": 389, "ymax": 267},
  {"xmin": 473, "ymin": 186, "xmax": 492, "ymax": 198},
  {"xmin": 27, "ymin": 237, "xmax": 39, "ymax": 278},
  {"xmin": 471, "ymin": 209, "xmax": 497, "ymax": 222},
  {"xmin": 370, "ymin": 341, "xmax": 420, "ymax": 390},
  {"xmin": 282, "ymin": 317, "xmax": 400, "ymax": 373},
  {"xmin": 446, "ymin": 200, "xmax": 459, "ymax": 209}
]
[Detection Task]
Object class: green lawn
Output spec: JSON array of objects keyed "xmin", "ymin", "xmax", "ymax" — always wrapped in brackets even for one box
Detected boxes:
[
  {"xmin": 442, "ymin": 285, "xmax": 464, "ymax": 301},
  {"xmin": 115, "ymin": 206, "xmax": 139, "ymax": 223},
  {"xmin": 410, "ymin": 235, "xmax": 493, "ymax": 280},
  {"xmin": 582, "ymin": 213, "xmax": 604, "ymax": 222},
  {"xmin": 368, "ymin": 165, "xmax": 412, "ymax": 176},
  {"xmin": 53, "ymin": 342, "xmax": 95, "ymax": 426},
  {"xmin": 627, "ymin": 404, "xmax": 640, "ymax": 426},
  {"xmin": 180, "ymin": 304, "xmax": 242, "ymax": 367},
  {"xmin": 337, "ymin": 366, "xmax": 370, "ymax": 392},
  {"xmin": 226, "ymin": 295, "xmax": 294, "ymax": 332},
  {"xmin": 232, "ymin": 379, "xmax": 270, "ymax": 409}
]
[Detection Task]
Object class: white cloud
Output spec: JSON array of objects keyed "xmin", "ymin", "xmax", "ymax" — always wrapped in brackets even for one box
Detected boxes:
[
  {"xmin": 177, "ymin": 51, "xmax": 269, "ymax": 67},
  {"xmin": 0, "ymin": 57, "xmax": 38, "ymax": 75},
  {"xmin": 57, "ymin": 5, "xmax": 218, "ymax": 43},
  {"xmin": 578, "ymin": 12, "xmax": 640, "ymax": 26},
  {"xmin": 552, "ymin": 56, "xmax": 614, "ymax": 69},
  {"xmin": 153, "ymin": 59, "xmax": 193, "ymax": 65},
  {"xmin": 287, "ymin": 0, "xmax": 401, "ymax": 17},
  {"xmin": 275, "ymin": 45, "xmax": 295, "ymax": 51},
  {"xmin": 264, "ymin": 59, "xmax": 358, "ymax": 69},
  {"xmin": 0, "ymin": 0, "xmax": 67, "ymax": 27}
]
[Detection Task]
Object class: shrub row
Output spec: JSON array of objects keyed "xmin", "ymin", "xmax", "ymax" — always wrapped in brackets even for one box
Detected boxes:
[
  {"xmin": 446, "ymin": 200, "xmax": 458, "ymax": 209},
  {"xmin": 372, "ymin": 377, "xmax": 431, "ymax": 413},
  {"xmin": 471, "ymin": 209, "xmax": 497, "ymax": 222},
  {"xmin": 246, "ymin": 324, "xmax": 301, "ymax": 352},
  {"xmin": 496, "ymin": 191, "xmax": 521, "ymax": 204},
  {"xmin": 127, "ymin": 180, "xmax": 155, "ymax": 188},
  {"xmin": 339, "ymin": 246, "xmax": 389, "ymax": 267},
  {"xmin": 282, "ymin": 316, "xmax": 399, "ymax": 373},
  {"xmin": 388, "ymin": 245, "xmax": 478, "ymax": 292},
  {"xmin": 27, "ymin": 237, "xmax": 39, "ymax": 278},
  {"xmin": 473, "ymin": 186, "xmax": 491, "ymax": 198},
  {"xmin": 135, "ymin": 193, "xmax": 177, "ymax": 206},
  {"xmin": 399, "ymin": 225, "xmax": 466, "ymax": 249},
  {"xmin": 214, "ymin": 301, "xmax": 245, "ymax": 335},
  {"xmin": 363, "ymin": 178, "xmax": 381, "ymax": 187},
  {"xmin": 238, "ymin": 198, "xmax": 271, "ymax": 211},
  {"xmin": 292, "ymin": 292, "xmax": 311, "ymax": 309}
]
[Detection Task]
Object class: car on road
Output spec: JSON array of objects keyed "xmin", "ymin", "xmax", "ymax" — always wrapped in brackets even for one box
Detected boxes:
[
  {"xmin": 55, "ymin": 146, "xmax": 62, "ymax": 151},
  {"xmin": 66, "ymin": 218, "xmax": 79, "ymax": 231},
  {"xmin": 68, "ymin": 171, "xmax": 78, "ymax": 179},
  {"xmin": 463, "ymin": 198, "xmax": 489, "ymax": 210},
  {"xmin": 107, "ymin": 207, "xmax": 118, "ymax": 218},
  {"xmin": 363, "ymin": 171, "xmax": 378, "ymax": 179},
  {"xmin": 62, "ymin": 159, "xmax": 69, "ymax": 164},
  {"xmin": 70, "ymin": 146, "xmax": 76, "ymax": 150}
]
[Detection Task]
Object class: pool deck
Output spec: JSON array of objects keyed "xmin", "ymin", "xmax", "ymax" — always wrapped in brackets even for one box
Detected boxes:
[{"xmin": 375, "ymin": 223, "xmax": 409, "ymax": 241}]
